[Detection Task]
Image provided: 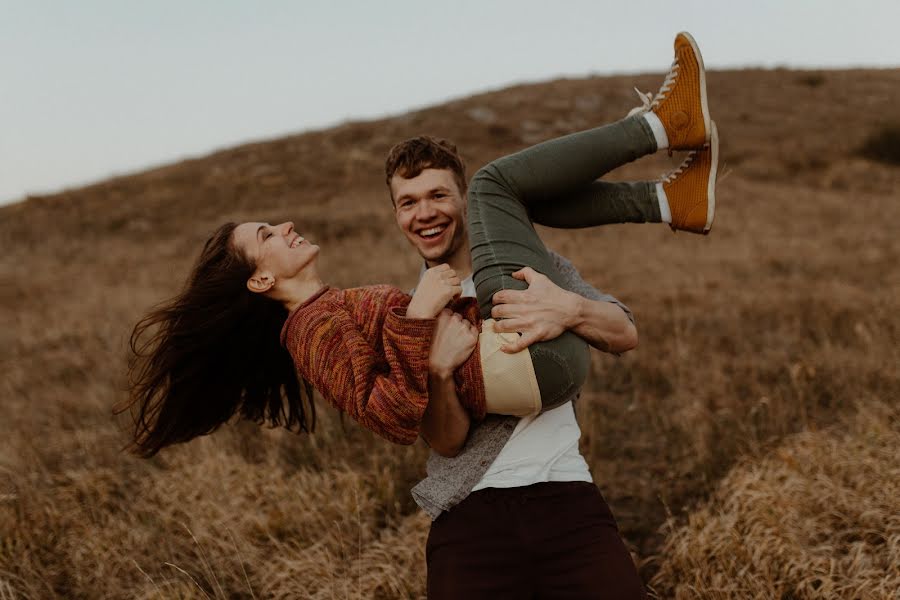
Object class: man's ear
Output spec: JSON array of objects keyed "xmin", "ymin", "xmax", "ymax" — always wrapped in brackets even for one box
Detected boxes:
[
  {"xmin": 388, "ymin": 180, "xmax": 401, "ymax": 215},
  {"xmin": 247, "ymin": 271, "xmax": 275, "ymax": 294}
]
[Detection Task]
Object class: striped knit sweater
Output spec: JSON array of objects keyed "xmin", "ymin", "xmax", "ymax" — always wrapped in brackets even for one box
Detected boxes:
[{"xmin": 279, "ymin": 285, "xmax": 487, "ymax": 445}]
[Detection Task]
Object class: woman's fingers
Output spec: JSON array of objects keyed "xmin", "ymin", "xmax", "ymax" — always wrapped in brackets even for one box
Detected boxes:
[{"xmin": 501, "ymin": 329, "xmax": 540, "ymax": 353}]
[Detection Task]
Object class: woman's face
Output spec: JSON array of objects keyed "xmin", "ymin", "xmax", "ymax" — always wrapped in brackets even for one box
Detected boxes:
[{"xmin": 233, "ymin": 221, "xmax": 320, "ymax": 293}]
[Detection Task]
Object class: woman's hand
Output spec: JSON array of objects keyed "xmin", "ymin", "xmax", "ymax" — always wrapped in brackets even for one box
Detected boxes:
[
  {"xmin": 428, "ymin": 309, "xmax": 478, "ymax": 379},
  {"xmin": 407, "ymin": 264, "xmax": 462, "ymax": 319}
]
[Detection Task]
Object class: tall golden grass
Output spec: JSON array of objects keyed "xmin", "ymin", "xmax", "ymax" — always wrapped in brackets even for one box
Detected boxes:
[
  {"xmin": 651, "ymin": 401, "xmax": 899, "ymax": 599},
  {"xmin": 1, "ymin": 68, "xmax": 898, "ymax": 598}
]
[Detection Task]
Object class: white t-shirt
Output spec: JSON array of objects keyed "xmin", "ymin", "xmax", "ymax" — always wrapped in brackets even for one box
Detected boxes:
[{"xmin": 420, "ymin": 271, "xmax": 593, "ymax": 490}]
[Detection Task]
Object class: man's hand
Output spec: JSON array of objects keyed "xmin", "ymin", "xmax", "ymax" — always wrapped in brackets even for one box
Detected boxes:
[
  {"xmin": 490, "ymin": 267, "xmax": 580, "ymax": 353},
  {"xmin": 407, "ymin": 264, "xmax": 462, "ymax": 319},
  {"xmin": 429, "ymin": 309, "xmax": 479, "ymax": 377}
]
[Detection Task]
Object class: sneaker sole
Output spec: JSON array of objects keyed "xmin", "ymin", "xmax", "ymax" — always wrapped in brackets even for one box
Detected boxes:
[
  {"xmin": 704, "ymin": 121, "xmax": 718, "ymax": 232},
  {"xmin": 678, "ymin": 31, "xmax": 711, "ymax": 145}
]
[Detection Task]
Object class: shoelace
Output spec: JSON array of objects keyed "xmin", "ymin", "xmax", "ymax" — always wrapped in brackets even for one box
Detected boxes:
[
  {"xmin": 626, "ymin": 59, "xmax": 680, "ymax": 117},
  {"xmin": 661, "ymin": 149, "xmax": 697, "ymax": 184}
]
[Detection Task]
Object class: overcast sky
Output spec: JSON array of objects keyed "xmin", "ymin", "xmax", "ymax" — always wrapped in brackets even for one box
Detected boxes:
[{"xmin": 2, "ymin": 0, "xmax": 898, "ymax": 205}]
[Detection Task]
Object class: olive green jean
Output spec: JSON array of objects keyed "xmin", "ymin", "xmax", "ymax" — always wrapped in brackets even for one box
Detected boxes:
[{"xmin": 468, "ymin": 115, "xmax": 659, "ymax": 409}]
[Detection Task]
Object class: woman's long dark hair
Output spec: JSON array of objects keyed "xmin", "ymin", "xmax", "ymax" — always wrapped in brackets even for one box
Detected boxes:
[{"xmin": 120, "ymin": 222, "xmax": 315, "ymax": 457}]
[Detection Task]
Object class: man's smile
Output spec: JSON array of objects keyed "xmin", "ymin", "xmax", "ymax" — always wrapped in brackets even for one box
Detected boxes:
[{"xmin": 416, "ymin": 223, "xmax": 450, "ymax": 243}]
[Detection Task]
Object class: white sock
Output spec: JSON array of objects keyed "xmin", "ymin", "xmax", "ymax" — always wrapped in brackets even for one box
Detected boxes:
[
  {"xmin": 655, "ymin": 182, "xmax": 672, "ymax": 223},
  {"xmin": 643, "ymin": 112, "xmax": 669, "ymax": 150}
]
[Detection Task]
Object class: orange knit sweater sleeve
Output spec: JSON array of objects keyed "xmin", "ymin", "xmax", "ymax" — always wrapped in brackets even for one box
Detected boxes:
[
  {"xmin": 383, "ymin": 296, "xmax": 487, "ymax": 421},
  {"xmin": 279, "ymin": 285, "xmax": 437, "ymax": 445}
]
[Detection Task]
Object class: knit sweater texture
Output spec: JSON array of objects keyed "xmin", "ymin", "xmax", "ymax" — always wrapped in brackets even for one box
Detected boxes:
[{"xmin": 279, "ymin": 284, "xmax": 488, "ymax": 446}]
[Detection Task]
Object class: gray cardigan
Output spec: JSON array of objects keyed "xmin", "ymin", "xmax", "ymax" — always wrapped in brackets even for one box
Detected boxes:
[{"xmin": 411, "ymin": 251, "xmax": 632, "ymax": 519}]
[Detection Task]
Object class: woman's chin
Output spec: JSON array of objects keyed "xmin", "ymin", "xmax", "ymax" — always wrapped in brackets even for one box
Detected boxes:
[{"xmin": 297, "ymin": 250, "xmax": 321, "ymax": 278}]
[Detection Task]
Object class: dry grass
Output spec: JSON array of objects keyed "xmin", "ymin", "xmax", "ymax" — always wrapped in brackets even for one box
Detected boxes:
[
  {"xmin": 1, "ymin": 421, "xmax": 431, "ymax": 599},
  {"xmin": 650, "ymin": 402, "xmax": 899, "ymax": 599},
  {"xmin": 857, "ymin": 122, "xmax": 900, "ymax": 166},
  {"xmin": 1, "ymin": 67, "xmax": 898, "ymax": 598}
]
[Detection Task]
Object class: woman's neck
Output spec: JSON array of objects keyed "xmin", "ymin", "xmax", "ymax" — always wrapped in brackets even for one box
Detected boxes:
[{"xmin": 279, "ymin": 278, "xmax": 326, "ymax": 312}]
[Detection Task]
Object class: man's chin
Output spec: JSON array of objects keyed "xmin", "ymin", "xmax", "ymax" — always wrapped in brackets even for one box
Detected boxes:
[
  {"xmin": 424, "ymin": 253, "xmax": 455, "ymax": 265},
  {"xmin": 416, "ymin": 245, "xmax": 450, "ymax": 263}
]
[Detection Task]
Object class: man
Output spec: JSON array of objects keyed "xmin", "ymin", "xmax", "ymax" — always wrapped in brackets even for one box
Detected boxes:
[
  {"xmin": 385, "ymin": 137, "xmax": 647, "ymax": 598},
  {"xmin": 385, "ymin": 32, "xmax": 713, "ymax": 597}
]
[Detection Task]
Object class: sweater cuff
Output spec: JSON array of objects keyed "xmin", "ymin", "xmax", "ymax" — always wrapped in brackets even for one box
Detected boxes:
[{"xmin": 385, "ymin": 306, "xmax": 436, "ymax": 338}]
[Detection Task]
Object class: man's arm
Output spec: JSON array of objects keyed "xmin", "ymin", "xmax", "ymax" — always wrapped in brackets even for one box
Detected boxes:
[
  {"xmin": 420, "ymin": 310, "xmax": 474, "ymax": 457},
  {"xmin": 566, "ymin": 289, "xmax": 638, "ymax": 353},
  {"xmin": 490, "ymin": 263, "xmax": 637, "ymax": 355}
]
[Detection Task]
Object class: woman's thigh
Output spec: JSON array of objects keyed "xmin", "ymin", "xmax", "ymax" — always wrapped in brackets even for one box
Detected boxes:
[{"xmin": 467, "ymin": 166, "xmax": 590, "ymax": 409}]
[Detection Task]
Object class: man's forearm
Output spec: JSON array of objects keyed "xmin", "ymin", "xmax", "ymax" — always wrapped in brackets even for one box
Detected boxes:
[
  {"xmin": 421, "ymin": 372, "xmax": 471, "ymax": 457},
  {"xmin": 569, "ymin": 295, "xmax": 638, "ymax": 354}
]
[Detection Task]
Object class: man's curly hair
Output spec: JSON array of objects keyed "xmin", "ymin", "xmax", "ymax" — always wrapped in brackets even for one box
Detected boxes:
[{"xmin": 384, "ymin": 136, "xmax": 467, "ymax": 202}]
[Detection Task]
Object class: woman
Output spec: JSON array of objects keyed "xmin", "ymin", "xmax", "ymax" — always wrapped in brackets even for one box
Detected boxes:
[{"xmin": 124, "ymin": 32, "xmax": 717, "ymax": 457}]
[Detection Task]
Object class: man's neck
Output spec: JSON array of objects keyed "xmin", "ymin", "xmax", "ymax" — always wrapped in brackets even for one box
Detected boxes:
[{"xmin": 426, "ymin": 246, "xmax": 473, "ymax": 281}]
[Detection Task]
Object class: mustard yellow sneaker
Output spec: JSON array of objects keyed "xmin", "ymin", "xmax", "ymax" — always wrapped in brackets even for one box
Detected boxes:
[
  {"xmin": 629, "ymin": 31, "xmax": 710, "ymax": 151},
  {"xmin": 662, "ymin": 121, "xmax": 718, "ymax": 234}
]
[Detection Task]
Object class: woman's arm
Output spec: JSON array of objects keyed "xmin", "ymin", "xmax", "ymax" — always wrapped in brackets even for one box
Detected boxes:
[
  {"xmin": 406, "ymin": 264, "xmax": 462, "ymax": 319},
  {"xmin": 421, "ymin": 310, "xmax": 476, "ymax": 457},
  {"xmin": 282, "ymin": 285, "xmax": 436, "ymax": 445}
]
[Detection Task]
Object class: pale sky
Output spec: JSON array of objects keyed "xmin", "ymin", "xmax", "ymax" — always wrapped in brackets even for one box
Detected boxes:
[{"xmin": 2, "ymin": 0, "xmax": 898, "ymax": 205}]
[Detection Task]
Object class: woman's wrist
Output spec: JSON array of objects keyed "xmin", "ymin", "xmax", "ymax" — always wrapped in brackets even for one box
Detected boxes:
[
  {"xmin": 406, "ymin": 298, "xmax": 436, "ymax": 319},
  {"xmin": 428, "ymin": 363, "xmax": 456, "ymax": 381}
]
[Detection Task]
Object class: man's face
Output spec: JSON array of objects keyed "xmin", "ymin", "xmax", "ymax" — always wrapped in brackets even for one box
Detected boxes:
[{"xmin": 390, "ymin": 168, "xmax": 467, "ymax": 266}]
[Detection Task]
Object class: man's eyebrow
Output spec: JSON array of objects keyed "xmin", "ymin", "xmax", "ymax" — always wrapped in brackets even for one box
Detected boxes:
[{"xmin": 396, "ymin": 186, "xmax": 449, "ymax": 204}]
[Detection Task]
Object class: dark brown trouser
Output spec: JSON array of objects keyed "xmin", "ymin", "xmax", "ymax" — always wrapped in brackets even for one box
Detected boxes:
[{"xmin": 426, "ymin": 481, "xmax": 647, "ymax": 599}]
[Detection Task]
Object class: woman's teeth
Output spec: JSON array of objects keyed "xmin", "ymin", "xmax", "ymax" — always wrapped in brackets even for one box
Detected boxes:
[{"xmin": 291, "ymin": 237, "xmax": 304, "ymax": 248}]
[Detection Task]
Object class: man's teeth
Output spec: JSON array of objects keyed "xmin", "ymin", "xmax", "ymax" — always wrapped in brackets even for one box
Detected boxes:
[{"xmin": 420, "ymin": 226, "xmax": 446, "ymax": 238}]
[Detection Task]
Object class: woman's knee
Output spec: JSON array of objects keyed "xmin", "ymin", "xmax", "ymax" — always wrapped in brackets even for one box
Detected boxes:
[{"xmin": 469, "ymin": 161, "xmax": 518, "ymax": 205}]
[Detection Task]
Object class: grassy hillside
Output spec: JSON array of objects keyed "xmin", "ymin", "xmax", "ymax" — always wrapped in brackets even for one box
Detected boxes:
[{"xmin": 1, "ymin": 67, "xmax": 898, "ymax": 599}]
